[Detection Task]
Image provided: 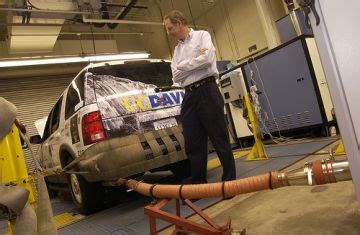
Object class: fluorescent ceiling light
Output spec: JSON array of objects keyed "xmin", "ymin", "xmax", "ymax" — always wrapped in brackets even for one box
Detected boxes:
[{"xmin": 0, "ymin": 53, "xmax": 150, "ymax": 68}]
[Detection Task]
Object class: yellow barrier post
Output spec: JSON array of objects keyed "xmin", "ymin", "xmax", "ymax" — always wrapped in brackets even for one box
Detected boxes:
[
  {"xmin": 243, "ymin": 95, "xmax": 267, "ymax": 161},
  {"xmin": 334, "ymin": 140, "xmax": 346, "ymax": 155}
]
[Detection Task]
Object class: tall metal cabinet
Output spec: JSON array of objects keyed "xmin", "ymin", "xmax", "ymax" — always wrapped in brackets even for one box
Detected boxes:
[{"xmin": 240, "ymin": 36, "xmax": 333, "ymax": 136}]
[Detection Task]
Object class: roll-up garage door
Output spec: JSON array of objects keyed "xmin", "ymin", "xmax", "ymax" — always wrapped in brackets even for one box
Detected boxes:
[{"xmin": 0, "ymin": 75, "xmax": 73, "ymax": 172}]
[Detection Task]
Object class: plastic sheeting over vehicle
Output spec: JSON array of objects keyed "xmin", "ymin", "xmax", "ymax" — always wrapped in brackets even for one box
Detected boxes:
[{"xmin": 84, "ymin": 73, "xmax": 184, "ymax": 138}]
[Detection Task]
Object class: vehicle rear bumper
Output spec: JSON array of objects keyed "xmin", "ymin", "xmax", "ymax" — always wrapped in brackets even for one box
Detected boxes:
[{"xmin": 77, "ymin": 125, "xmax": 186, "ymax": 182}]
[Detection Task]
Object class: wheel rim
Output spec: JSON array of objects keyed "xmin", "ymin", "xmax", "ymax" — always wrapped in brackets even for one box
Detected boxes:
[{"xmin": 70, "ymin": 174, "xmax": 82, "ymax": 204}]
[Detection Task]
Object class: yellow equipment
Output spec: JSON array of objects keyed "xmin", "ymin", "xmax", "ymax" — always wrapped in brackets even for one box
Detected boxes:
[
  {"xmin": 334, "ymin": 140, "xmax": 346, "ymax": 156},
  {"xmin": 244, "ymin": 95, "xmax": 268, "ymax": 161},
  {"xmin": 0, "ymin": 124, "xmax": 37, "ymax": 234},
  {"xmin": 218, "ymin": 68, "xmax": 267, "ymax": 161}
]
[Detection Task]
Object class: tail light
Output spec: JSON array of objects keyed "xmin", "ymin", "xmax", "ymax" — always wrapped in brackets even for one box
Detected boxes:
[{"xmin": 82, "ymin": 111, "xmax": 106, "ymax": 145}]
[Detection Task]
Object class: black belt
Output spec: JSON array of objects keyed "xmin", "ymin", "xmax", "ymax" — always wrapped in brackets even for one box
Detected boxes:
[{"xmin": 184, "ymin": 76, "xmax": 215, "ymax": 92}]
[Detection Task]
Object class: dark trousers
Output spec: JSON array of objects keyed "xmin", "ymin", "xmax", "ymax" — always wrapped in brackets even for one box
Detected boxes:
[{"xmin": 181, "ymin": 80, "xmax": 236, "ymax": 183}]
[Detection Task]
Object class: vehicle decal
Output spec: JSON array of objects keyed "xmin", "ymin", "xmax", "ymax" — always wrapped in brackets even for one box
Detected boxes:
[
  {"xmin": 121, "ymin": 91, "xmax": 185, "ymax": 114},
  {"xmin": 121, "ymin": 95, "xmax": 151, "ymax": 113},
  {"xmin": 148, "ymin": 91, "xmax": 185, "ymax": 108}
]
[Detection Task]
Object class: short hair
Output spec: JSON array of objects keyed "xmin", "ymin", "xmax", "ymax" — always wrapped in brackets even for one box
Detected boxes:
[{"xmin": 164, "ymin": 10, "xmax": 188, "ymax": 26}]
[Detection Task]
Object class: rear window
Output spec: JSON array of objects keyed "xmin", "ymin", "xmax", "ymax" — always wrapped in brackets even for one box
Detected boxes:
[
  {"xmin": 92, "ymin": 74, "xmax": 156, "ymax": 118},
  {"xmin": 88, "ymin": 61, "xmax": 173, "ymax": 87},
  {"xmin": 65, "ymin": 73, "xmax": 85, "ymax": 119}
]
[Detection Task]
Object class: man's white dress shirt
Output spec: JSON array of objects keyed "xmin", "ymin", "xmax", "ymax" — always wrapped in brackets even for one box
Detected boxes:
[{"xmin": 171, "ymin": 29, "xmax": 218, "ymax": 87}]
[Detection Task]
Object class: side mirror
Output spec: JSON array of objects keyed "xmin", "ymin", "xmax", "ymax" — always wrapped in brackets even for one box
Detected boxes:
[{"xmin": 30, "ymin": 135, "xmax": 43, "ymax": 144}]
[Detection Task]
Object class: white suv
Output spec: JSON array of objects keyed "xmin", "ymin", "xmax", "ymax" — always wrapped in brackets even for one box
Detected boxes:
[{"xmin": 32, "ymin": 59, "xmax": 189, "ymax": 213}]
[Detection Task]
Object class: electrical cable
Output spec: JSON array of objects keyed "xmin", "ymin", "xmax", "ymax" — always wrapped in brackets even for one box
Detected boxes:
[
  {"xmin": 246, "ymin": 60, "xmax": 269, "ymax": 138},
  {"xmin": 224, "ymin": 104, "xmax": 238, "ymax": 146},
  {"xmin": 156, "ymin": 2, "xmax": 173, "ymax": 58},
  {"xmin": 95, "ymin": 2, "xmax": 110, "ymax": 28},
  {"xmin": 227, "ymin": 124, "xmax": 237, "ymax": 146},
  {"xmin": 199, "ymin": 0, "xmax": 222, "ymax": 60},
  {"xmin": 186, "ymin": 0, "xmax": 197, "ymax": 30},
  {"xmin": 222, "ymin": 0, "xmax": 241, "ymax": 59},
  {"xmin": 18, "ymin": 131, "xmax": 43, "ymax": 173},
  {"xmin": 246, "ymin": 57, "xmax": 282, "ymax": 137},
  {"xmin": 90, "ymin": 23, "xmax": 97, "ymax": 56},
  {"xmin": 108, "ymin": 0, "xmax": 138, "ymax": 29},
  {"xmin": 219, "ymin": 0, "xmax": 236, "ymax": 59},
  {"xmin": 26, "ymin": 0, "xmax": 41, "ymax": 10},
  {"xmin": 22, "ymin": 0, "xmax": 31, "ymax": 24},
  {"xmin": 253, "ymin": 58, "xmax": 283, "ymax": 136},
  {"xmin": 77, "ymin": 33, "xmax": 85, "ymax": 57},
  {"xmin": 246, "ymin": 57, "xmax": 313, "ymax": 145},
  {"xmin": 259, "ymin": 150, "xmax": 342, "ymax": 159}
]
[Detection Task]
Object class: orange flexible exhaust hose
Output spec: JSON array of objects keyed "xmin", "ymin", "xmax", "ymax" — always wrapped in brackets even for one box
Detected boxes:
[
  {"xmin": 116, "ymin": 159, "xmax": 352, "ymax": 200},
  {"xmin": 117, "ymin": 172, "xmax": 282, "ymax": 199}
]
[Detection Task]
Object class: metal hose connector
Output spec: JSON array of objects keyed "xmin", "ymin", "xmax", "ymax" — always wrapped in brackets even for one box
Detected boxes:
[{"xmin": 277, "ymin": 158, "xmax": 351, "ymax": 186}]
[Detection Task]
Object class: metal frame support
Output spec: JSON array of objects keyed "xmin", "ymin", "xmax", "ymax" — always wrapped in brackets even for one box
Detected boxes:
[{"xmin": 144, "ymin": 199, "xmax": 231, "ymax": 235}]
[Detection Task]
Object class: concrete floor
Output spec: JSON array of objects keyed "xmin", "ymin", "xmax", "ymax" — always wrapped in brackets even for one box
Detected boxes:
[
  {"xmin": 2, "ymin": 138, "xmax": 359, "ymax": 234},
  {"xmin": 161, "ymin": 141, "xmax": 360, "ymax": 234},
  {"xmin": 203, "ymin": 181, "xmax": 360, "ymax": 234}
]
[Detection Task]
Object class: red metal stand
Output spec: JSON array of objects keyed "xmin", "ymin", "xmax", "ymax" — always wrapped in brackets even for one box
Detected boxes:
[{"xmin": 144, "ymin": 198, "xmax": 231, "ymax": 234}]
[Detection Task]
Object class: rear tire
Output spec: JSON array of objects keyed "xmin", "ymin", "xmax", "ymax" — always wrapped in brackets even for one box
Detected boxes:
[{"xmin": 67, "ymin": 159, "xmax": 104, "ymax": 214}]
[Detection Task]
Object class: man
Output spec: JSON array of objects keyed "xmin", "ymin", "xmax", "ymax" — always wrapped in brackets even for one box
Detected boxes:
[{"xmin": 164, "ymin": 10, "xmax": 236, "ymax": 184}]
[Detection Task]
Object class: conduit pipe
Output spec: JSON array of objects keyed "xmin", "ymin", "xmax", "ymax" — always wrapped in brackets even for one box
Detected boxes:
[
  {"xmin": 116, "ymin": 158, "xmax": 352, "ymax": 199},
  {"xmin": 0, "ymin": 7, "xmax": 91, "ymax": 15},
  {"xmin": 82, "ymin": 15, "xmax": 210, "ymax": 29},
  {"xmin": 108, "ymin": 0, "xmax": 138, "ymax": 29},
  {"xmin": 10, "ymin": 32, "xmax": 152, "ymax": 36},
  {"xmin": 82, "ymin": 15, "xmax": 163, "ymax": 26}
]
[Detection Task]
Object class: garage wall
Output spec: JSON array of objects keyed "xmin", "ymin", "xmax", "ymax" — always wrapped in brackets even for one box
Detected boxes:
[
  {"xmin": 270, "ymin": 0, "xmax": 288, "ymax": 20},
  {"xmin": 120, "ymin": 0, "xmax": 285, "ymax": 61},
  {"xmin": 0, "ymin": 0, "xmax": 286, "ymax": 172},
  {"xmin": 208, "ymin": 0, "xmax": 268, "ymax": 60},
  {"xmin": 0, "ymin": 75, "xmax": 74, "ymax": 171},
  {"xmin": 0, "ymin": 1, "xmax": 285, "ymax": 61},
  {"xmin": 154, "ymin": 0, "xmax": 286, "ymax": 61},
  {"xmin": 54, "ymin": 40, "xmax": 119, "ymax": 55},
  {"xmin": 0, "ymin": 39, "xmax": 119, "ymax": 57},
  {"xmin": 113, "ymin": 24, "xmax": 171, "ymax": 60}
]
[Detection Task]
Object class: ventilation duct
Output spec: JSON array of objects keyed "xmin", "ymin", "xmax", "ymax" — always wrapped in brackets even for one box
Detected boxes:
[{"xmin": 8, "ymin": 0, "xmax": 77, "ymax": 54}]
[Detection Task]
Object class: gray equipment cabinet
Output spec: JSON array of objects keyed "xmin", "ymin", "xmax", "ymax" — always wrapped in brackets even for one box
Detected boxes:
[
  {"xmin": 276, "ymin": 8, "xmax": 313, "ymax": 43},
  {"xmin": 222, "ymin": 35, "xmax": 334, "ymax": 139},
  {"xmin": 241, "ymin": 36, "xmax": 334, "ymax": 136}
]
